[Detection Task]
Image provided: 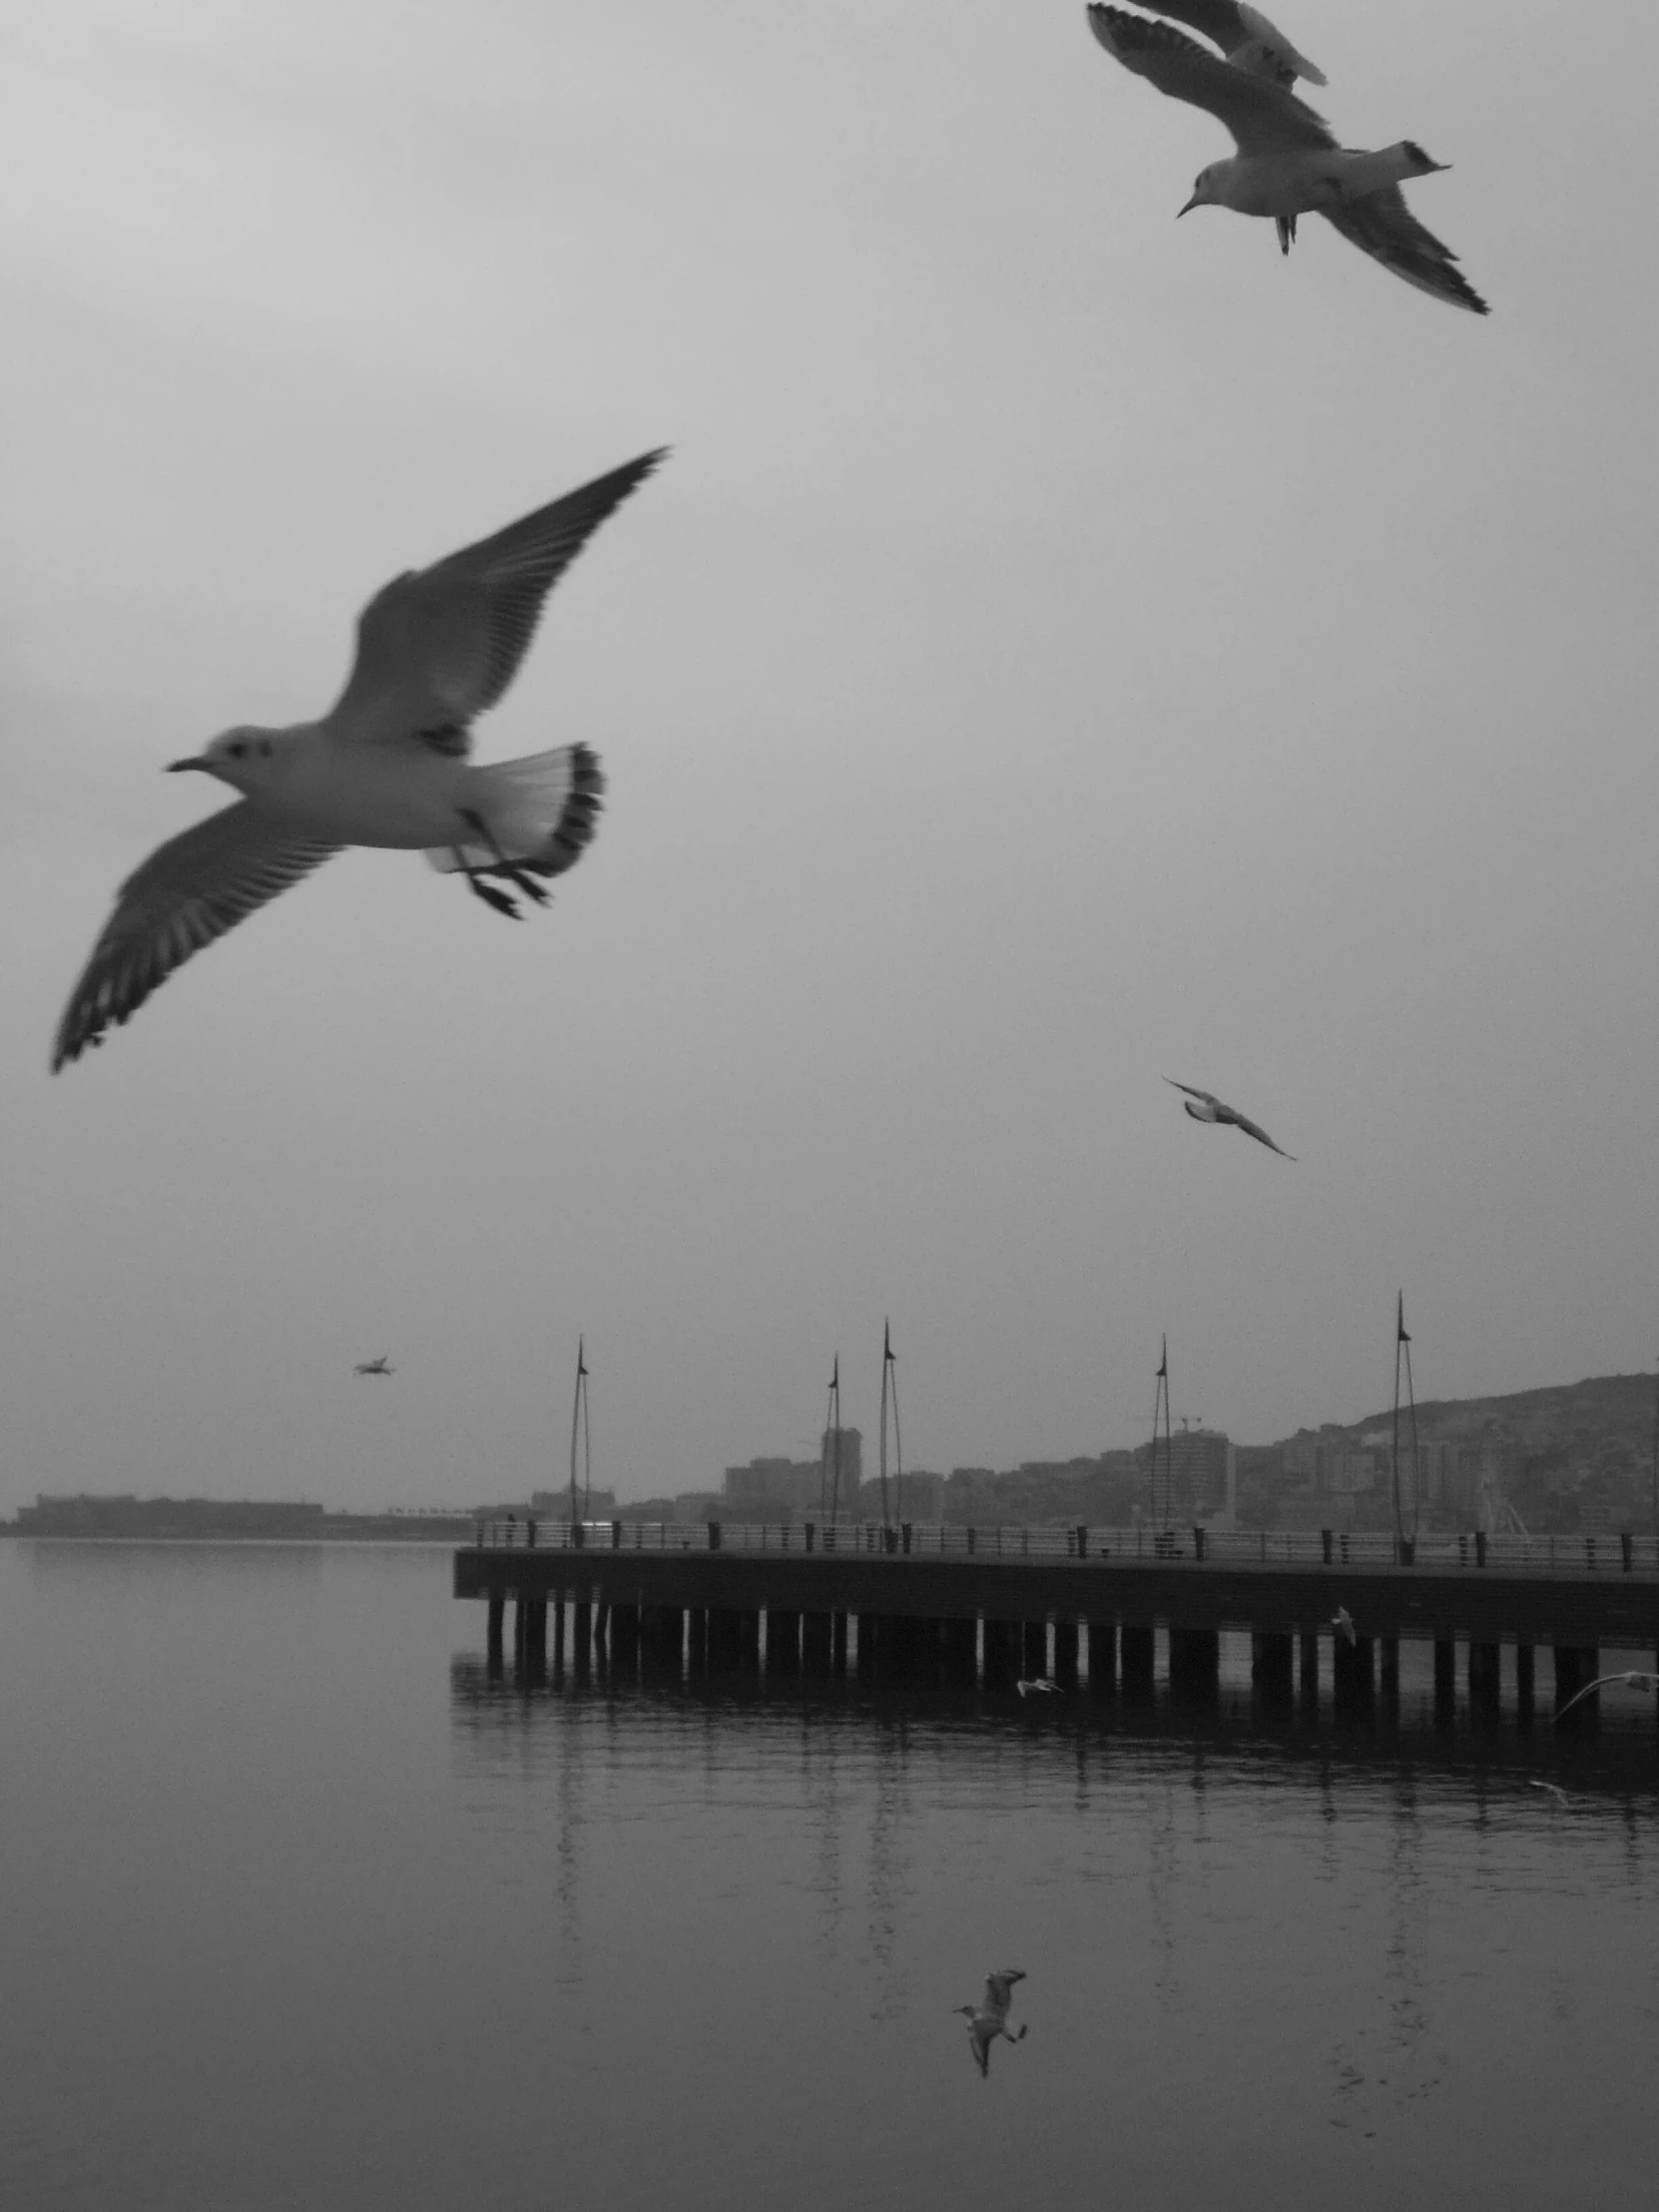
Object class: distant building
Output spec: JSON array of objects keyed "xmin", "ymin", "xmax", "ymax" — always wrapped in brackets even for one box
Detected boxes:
[
  {"xmin": 530, "ymin": 1487, "xmax": 617, "ymax": 1519},
  {"xmin": 723, "ymin": 1457, "xmax": 820, "ymax": 1515}
]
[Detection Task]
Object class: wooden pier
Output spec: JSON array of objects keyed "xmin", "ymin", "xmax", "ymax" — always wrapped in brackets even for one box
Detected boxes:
[{"xmin": 456, "ymin": 1519, "xmax": 1659, "ymax": 1719}]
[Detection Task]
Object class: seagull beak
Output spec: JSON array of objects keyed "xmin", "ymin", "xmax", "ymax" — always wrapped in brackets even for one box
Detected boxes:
[
  {"xmin": 167, "ymin": 756, "xmax": 210, "ymax": 773},
  {"xmin": 1177, "ymin": 194, "xmax": 1199, "ymax": 219}
]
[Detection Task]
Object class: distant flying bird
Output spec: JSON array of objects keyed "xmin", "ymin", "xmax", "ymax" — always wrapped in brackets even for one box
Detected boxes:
[
  {"xmin": 353, "ymin": 1356, "xmax": 394, "ymax": 1378},
  {"xmin": 53, "ymin": 450, "xmax": 667, "ymax": 1070},
  {"xmin": 1085, "ymin": 7, "xmax": 1488, "ymax": 311},
  {"xmin": 1016, "ymin": 1677, "xmax": 1060, "ymax": 1697},
  {"xmin": 1131, "ymin": 1, "xmax": 1325, "ymax": 89},
  {"xmin": 1165, "ymin": 1080, "xmax": 1295, "ymax": 1159},
  {"xmin": 1527, "ymin": 1780, "xmax": 1571, "ymax": 1808},
  {"xmin": 1554, "ymin": 1670, "xmax": 1659, "ymax": 1722},
  {"xmin": 1331, "ymin": 1606, "xmax": 1357, "ymax": 1646},
  {"xmin": 955, "ymin": 1970, "xmax": 1029, "ymax": 2076}
]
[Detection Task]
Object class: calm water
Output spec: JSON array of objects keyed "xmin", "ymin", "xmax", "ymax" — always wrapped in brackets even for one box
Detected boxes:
[{"xmin": 4, "ymin": 1540, "xmax": 1658, "ymax": 2211}]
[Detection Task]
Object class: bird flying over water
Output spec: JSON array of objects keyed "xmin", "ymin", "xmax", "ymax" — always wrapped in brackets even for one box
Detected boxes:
[
  {"xmin": 1554, "ymin": 1670, "xmax": 1659, "ymax": 1722},
  {"xmin": 1527, "ymin": 1780, "xmax": 1571, "ymax": 1808},
  {"xmin": 1331, "ymin": 1606, "xmax": 1357, "ymax": 1646},
  {"xmin": 1016, "ymin": 1677, "xmax": 1060, "ymax": 1697},
  {"xmin": 353, "ymin": 1356, "xmax": 394, "ymax": 1378},
  {"xmin": 1085, "ymin": 6, "xmax": 1488, "ymax": 311},
  {"xmin": 1165, "ymin": 1079, "xmax": 1295, "ymax": 1159},
  {"xmin": 1132, "ymin": 0, "xmax": 1325, "ymax": 89},
  {"xmin": 955, "ymin": 1970, "xmax": 1029, "ymax": 2076},
  {"xmin": 53, "ymin": 450, "xmax": 667, "ymax": 1070}
]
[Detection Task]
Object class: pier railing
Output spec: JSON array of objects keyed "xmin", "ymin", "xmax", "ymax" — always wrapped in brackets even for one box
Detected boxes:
[{"xmin": 469, "ymin": 1519, "xmax": 1659, "ymax": 1577}]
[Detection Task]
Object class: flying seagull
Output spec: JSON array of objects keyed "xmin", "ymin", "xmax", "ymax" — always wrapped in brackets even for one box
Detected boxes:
[
  {"xmin": 1085, "ymin": 6, "xmax": 1488, "ymax": 310},
  {"xmin": 52, "ymin": 450, "xmax": 666, "ymax": 1070},
  {"xmin": 1331, "ymin": 1606, "xmax": 1357, "ymax": 1646},
  {"xmin": 1165, "ymin": 1079, "xmax": 1295, "ymax": 1159},
  {"xmin": 353, "ymin": 1356, "xmax": 394, "ymax": 1378},
  {"xmin": 1016, "ymin": 1677, "xmax": 1060, "ymax": 1697},
  {"xmin": 1134, "ymin": 1, "xmax": 1325, "ymax": 89},
  {"xmin": 955, "ymin": 1970, "xmax": 1029, "ymax": 2076},
  {"xmin": 1554, "ymin": 1670, "xmax": 1659, "ymax": 1723},
  {"xmin": 1526, "ymin": 1780, "xmax": 1571, "ymax": 1808}
]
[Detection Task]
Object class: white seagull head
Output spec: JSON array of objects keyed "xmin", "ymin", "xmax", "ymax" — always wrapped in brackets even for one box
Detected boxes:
[
  {"xmin": 1179, "ymin": 164, "xmax": 1227, "ymax": 217},
  {"xmin": 169, "ymin": 727, "xmax": 285, "ymax": 796}
]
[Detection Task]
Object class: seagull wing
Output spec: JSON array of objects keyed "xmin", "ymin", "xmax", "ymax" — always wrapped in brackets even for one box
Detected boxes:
[
  {"xmin": 1318, "ymin": 189, "xmax": 1489, "ymax": 314},
  {"xmin": 53, "ymin": 805, "xmax": 339, "ymax": 1069},
  {"xmin": 1218, "ymin": 1104, "xmax": 1296, "ymax": 1158},
  {"xmin": 983, "ymin": 1969, "xmax": 1025, "ymax": 2013},
  {"xmin": 1165, "ymin": 1078, "xmax": 1221, "ymax": 1107},
  {"xmin": 1138, "ymin": 1, "xmax": 1326, "ymax": 85},
  {"xmin": 327, "ymin": 449, "xmax": 667, "ymax": 750},
  {"xmin": 1086, "ymin": 6, "xmax": 1332, "ymax": 155}
]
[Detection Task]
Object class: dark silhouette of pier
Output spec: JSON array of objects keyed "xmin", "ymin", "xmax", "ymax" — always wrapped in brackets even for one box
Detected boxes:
[{"xmin": 455, "ymin": 1519, "xmax": 1659, "ymax": 1725}]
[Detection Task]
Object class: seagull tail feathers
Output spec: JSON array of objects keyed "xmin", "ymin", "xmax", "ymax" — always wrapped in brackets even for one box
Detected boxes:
[{"xmin": 424, "ymin": 744, "xmax": 605, "ymax": 879}]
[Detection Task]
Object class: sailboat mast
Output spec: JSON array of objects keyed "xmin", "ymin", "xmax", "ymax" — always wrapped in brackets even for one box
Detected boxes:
[
  {"xmin": 878, "ymin": 1323, "xmax": 890, "ymax": 1530},
  {"xmin": 568, "ymin": 1337, "xmax": 588, "ymax": 1525}
]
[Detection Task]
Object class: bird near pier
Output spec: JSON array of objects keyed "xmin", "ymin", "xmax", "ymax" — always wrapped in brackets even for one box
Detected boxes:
[
  {"xmin": 1332, "ymin": 1606, "xmax": 1358, "ymax": 1645},
  {"xmin": 956, "ymin": 1970, "xmax": 1029, "ymax": 2077},
  {"xmin": 52, "ymin": 449, "xmax": 666, "ymax": 1070},
  {"xmin": 1553, "ymin": 1670, "xmax": 1659, "ymax": 1723},
  {"xmin": 1086, "ymin": 6, "xmax": 1488, "ymax": 309},
  {"xmin": 1165, "ymin": 1079, "xmax": 1295, "ymax": 1159}
]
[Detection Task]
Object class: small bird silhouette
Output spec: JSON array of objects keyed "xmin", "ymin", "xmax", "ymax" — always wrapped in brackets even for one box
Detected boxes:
[
  {"xmin": 1554, "ymin": 1670, "xmax": 1659, "ymax": 1722},
  {"xmin": 1527, "ymin": 1780, "xmax": 1571, "ymax": 1808},
  {"xmin": 353, "ymin": 1356, "xmax": 394, "ymax": 1378},
  {"xmin": 1331, "ymin": 1606, "xmax": 1357, "ymax": 1646},
  {"xmin": 1016, "ymin": 1677, "xmax": 1059, "ymax": 1697},
  {"xmin": 955, "ymin": 1971, "xmax": 1028, "ymax": 2076},
  {"xmin": 1165, "ymin": 1080, "xmax": 1295, "ymax": 1159}
]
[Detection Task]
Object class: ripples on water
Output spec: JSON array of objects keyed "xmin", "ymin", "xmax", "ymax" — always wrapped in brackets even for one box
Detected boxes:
[{"xmin": 3, "ymin": 1541, "xmax": 1656, "ymax": 2212}]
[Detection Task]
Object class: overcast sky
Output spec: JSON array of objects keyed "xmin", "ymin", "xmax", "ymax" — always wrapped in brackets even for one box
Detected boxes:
[{"xmin": 4, "ymin": 0, "xmax": 1656, "ymax": 1511}]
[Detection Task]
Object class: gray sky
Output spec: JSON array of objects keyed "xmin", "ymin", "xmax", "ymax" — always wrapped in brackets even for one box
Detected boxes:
[{"xmin": 4, "ymin": 0, "xmax": 1656, "ymax": 1511}]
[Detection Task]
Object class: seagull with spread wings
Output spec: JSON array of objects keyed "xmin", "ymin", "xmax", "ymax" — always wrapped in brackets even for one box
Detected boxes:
[
  {"xmin": 53, "ymin": 449, "xmax": 666, "ymax": 1070},
  {"xmin": 353, "ymin": 1356, "xmax": 394, "ymax": 1378},
  {"xmin": 1086, "ymin": 6, "xmax": 1487, "ymax": 310},
  {"xmin": 1554, "ymin": 1670, "xmax": 1659, "ymax": 1722},
  {"xmin": 955, "ymin": 1970, "xmax": 1029, "ymax": 2076},
  {"xmin": 1135, "ymin": 1, "xmax": 1325, "ymax": 89},
  {"xmin": 1166, "ymin": 1079, "xmax": 1295, "ymax": 1159}
]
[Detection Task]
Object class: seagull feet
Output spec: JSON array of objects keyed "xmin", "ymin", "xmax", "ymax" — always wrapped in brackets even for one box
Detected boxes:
[
  {"xmin": 1277, "ymin": 215, "xmax": 1297, "ymax": 255},
  {"xmin": 455, "ymin": 811, "xmax": 552, "ymax": 918}
]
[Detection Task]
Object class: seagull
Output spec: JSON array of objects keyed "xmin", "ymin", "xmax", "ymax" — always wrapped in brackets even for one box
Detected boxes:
[
  {"xmin": 1133, "ymin": 1, "xmax": 1325, "ymax": 90},
  {"xmin": 353, "ymin": 1356, "xmax": 394, "ymax": 1378},
  {"xmin": 1526, "ymin": 1780, "xmax": 1571, "ymax": 1808},
  {"xmin": 955, "ymin": 1970, "xmax": 1029, "ymax": 2076},
  {"xmin": 1331, "ymin": 1606, "xmax": 1358, "ymax": 1646},
  {"xmin": 1165, "ymin": 1079, "xmax": 1295, "ymax": 1159},
  {"xmin": 1086, "ymin": 6, "xmax": 1488, "ymax": 311},
  {"xmin": 52, "ymin": 449, "xmax": 666, "ymax": 1070},
  {"xmin": 1016, "ymin": 1677, "xmax": 1060, "ymax": 1697},
  {"xmin": 1554, "ymin": 1670, "xmax": 1659, "ymax": 1723}
]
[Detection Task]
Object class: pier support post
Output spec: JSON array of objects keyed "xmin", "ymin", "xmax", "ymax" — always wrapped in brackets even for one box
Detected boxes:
[
  {"xmin": 1252, "ymin": 1631, "xmax": 1294, "ymax": 1705},
  {"xmin": 1169, "ymin": 1627, "xmax": 1220, "ymax": 1705},
  {"xmin": 1053, "ymin": 1620, "xmax": 1079, "ymax": 1690},
  {"xmin": 802, "ymin": 1612, "xmax": 831, "ymax": 1674},
  {"xmin": 1332, "ymin": 1633, "xmax": 1375, "ymax": 1712},
  {"xmin": 525, "ymin": 1598, "xmax": 548, "ymax": 1674},
  {"xmin": 738, "ymin": 1609, "xmax": 761, "ymax": 1673},
  {"xmin": 855, "ymin": 1615, "xmax": 878, "ymax": 1682},
  {"xmin": 573, "ymin": 1601, "xmax": 593, "ymax": 1678},
  {"xmin": 830, "ymin": 1612, "xmax": 848, "ymax": 1678},
  {"xmin": 1468, "ymin": 1641, "xmax": 1501, "ymax": 1723},
  {"xmin": 1379, "ymin": 1638, "xmax": 1400, "ymax": 1707},
  {"xmin": 551, "ymin": 1594, "xmax": 566, "ymax": 1678},
  {"xmin": 640, "ymin": 1605, "xmax": 681, "ymax": 1673},
  {"xmin": 1514, "ymin": 1641, "xmax": 1535, "ymax": 1728},
  {"xmin": 1433, "ymin": 1638, "xmax": 1456, "ymax": 1722},
  {"xmin": 1020, "ymin": 1620, "xmax": 1048, "ymax": 1678},
  {"xmin": 594, "ymin": 1601, "xmax": 611, "ymax": 1668},
  {"xmin": 1120, "ymin": 1622, "xmax": 1155, "ymax": 1704},
  {"xmin": 513, "ymin": 1597, "xmax": 528, "ymax": 1664},
  {"xmin": 486, "ymin": 1595, "xmax": 505, "ymax": 1674},
  {"xmin": 768, "ymin": 1610, "xmax": 802, "ymax": 1677},
  {"xmin": 686, "ymin": 1607, "xmax": 709, "ymax": 1676},
  {"xmin": 609, "ymin": 1602, "xmax": 640, "ymax": 1673},
  {"xmin": 1553, "ymin": 1645, "xmax": 1600, "ymax": 1722},
  {"xmin": 1299, "ymin": 1631, "xmax": 1319, "ymax": 1705},
  {"xmin": 942, "ymin": 1615, "xmax": 978, "ymax": 1686},
  {"xmin": 982, "ymin": 1617, "xmax": 1016, "ymax": 1692},
  {"xmin": 1088, "ymin": 1620, "xmax": 1116, "ymax": 1696}
]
